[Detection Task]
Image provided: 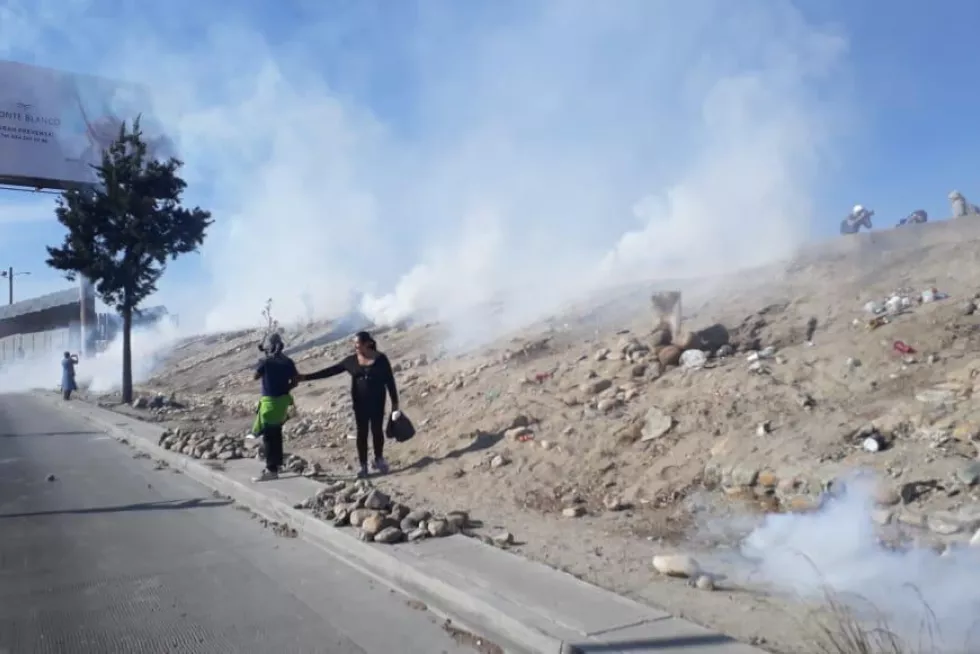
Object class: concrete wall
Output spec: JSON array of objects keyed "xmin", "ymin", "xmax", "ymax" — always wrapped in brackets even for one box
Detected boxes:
[
  {"xmin": 0, "ymin": 327, "xmax": 74, "ymax": 362},
  {"xmin": 0, "ymin": 285, "xmax": 94, "ymax": 364}
]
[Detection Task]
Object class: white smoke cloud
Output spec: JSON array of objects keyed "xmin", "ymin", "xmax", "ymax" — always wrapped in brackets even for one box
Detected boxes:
[
  {"xmin": 0, "ymin": 320, "xmax": 180, "ymax": 395},
  {"xmin": 1, "ymin": 0, "xmax": 851, "ymax": 345},
  {"xmin": 732, "ymin": 474, "xmax": 980, "ymax": 651}
]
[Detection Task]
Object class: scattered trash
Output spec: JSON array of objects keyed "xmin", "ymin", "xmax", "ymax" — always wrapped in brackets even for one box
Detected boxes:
[
  {"xmin": 804, "ymin": 317, "xmax": 818, "ymax": 343},
  {"xmin": 680, "ymin": 349, "xmax": 708, "ymax": 369},
  {"xmin": 714, "ymin": 344, "xmax": 734, "ymax": 358},
  {"xmin": 533, "ymin": 372, "xmax": 551, "ymax": 383},
  {"xmin": 746, "ymin": 346, "xmax": 776, "ymax": 363},
  {"xmin": 866, "ymin": 316, "xmax": 889, "ymax": 331},
  {"xmin": 863, "ymin": 434, "xmax": 886, "ymax": 452},
  {"xmin": 885, "ymin": 295, "xmax": 911, "ymax": 313},
  {"xmin": 893, "ymin": 340, "xmax": 916, "ymax": 355},
  {"xmin": 864, "ymin": 301, "xmax": 884, "ymax": 315},
  {"xmin": 45, "ymin": 474, "xmax": 56, "ymax": 482}
]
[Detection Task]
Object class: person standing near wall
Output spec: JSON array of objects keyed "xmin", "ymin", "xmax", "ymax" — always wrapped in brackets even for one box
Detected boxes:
[{"xmin": 61, "ymin": 351, "xmax": 78, "ymax": 400}]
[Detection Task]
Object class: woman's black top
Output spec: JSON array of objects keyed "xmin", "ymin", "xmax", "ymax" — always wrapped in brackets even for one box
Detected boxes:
[{"xmin": 304, "ymin": 353, "xmax": 399, "ymax": 408}]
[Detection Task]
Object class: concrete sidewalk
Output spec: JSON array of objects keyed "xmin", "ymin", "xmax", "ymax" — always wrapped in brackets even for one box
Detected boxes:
[{"xmin": 39, "ymin": 392, "xmax": 770, "ymax": 654}]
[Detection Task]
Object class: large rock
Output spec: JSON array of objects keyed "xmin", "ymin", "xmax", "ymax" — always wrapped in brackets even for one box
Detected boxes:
[
  {"xmin": 652, "ymin": 554, "xmax": 700, "ymax": 578},
  {"xmin": 658, "ymin": 345, "xmax": 682, "ymax": 367},
  {"xmin": 363, "ymin": 489, "xmax": 391, "ymax": 511},
  {"xmin": 580, "ymin": 379, "xmax": 613, "ymax": 395},
  {"xmin": 374, "ymin": 526, "xmax": 404, "ymax": 544},
  {"xmin": 349, "ymin": 508, "xmax": 377, "ymax": 527},
  {"xmin": 361, "ymin": 513, "xmax": 394, "ymax": 536},
  {"xmin": 672, "ymin": 331, "xmax": 697, "ymax": 351}
]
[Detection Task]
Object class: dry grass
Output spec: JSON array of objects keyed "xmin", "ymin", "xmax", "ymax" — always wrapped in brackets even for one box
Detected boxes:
[
  {"xmin": 809, "ymin": 587, "xmax": 940, "ymax": 654},
  {"xmin": 788, "ymin": 553, "xmax": 948, "ymax": 654}
]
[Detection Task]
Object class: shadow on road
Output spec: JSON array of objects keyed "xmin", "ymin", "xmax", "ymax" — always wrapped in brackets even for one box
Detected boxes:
[
  {"xmin": 0, "ymin": 497, "xmax": 234, "ymax": 519},
  {"xmin": 566, "ymin": 633, "xmax": 738, "ymax": 652},
  {"xmin": 0, "ymin": 430, "xmax": 104, "ymax": 439}
]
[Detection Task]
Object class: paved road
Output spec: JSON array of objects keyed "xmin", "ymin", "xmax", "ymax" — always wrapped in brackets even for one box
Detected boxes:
[{"xmin": 0, "ymin": 393, "xmax": 477, "ymax": 654}]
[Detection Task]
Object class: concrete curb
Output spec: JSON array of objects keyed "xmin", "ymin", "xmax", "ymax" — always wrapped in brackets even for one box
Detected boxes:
[{"xmin": 38, "ymin": 393, "xmax": 569, "ymax": 654}]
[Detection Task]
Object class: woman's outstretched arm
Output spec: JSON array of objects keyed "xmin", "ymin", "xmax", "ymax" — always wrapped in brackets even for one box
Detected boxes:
[{"xmin": 298, "ymin": 357, "xmax": 351, "ymax": 382}]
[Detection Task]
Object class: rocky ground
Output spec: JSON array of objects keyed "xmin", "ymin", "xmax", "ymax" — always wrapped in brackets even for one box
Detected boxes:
[{"xmin": 85, "ymin": 218, "xmax": 980, "ymax": 653}]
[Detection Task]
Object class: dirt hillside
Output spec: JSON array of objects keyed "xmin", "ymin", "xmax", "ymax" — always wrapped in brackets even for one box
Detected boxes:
[{"xmin": 91, "ymin": 217, "xmax": 980, "ymax": 653}]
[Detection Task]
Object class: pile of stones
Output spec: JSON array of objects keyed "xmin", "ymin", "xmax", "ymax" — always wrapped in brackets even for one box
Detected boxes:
[
  {"xmin": 157, "ymin": 427, "xmax": 319, "ymax": 475},
  {"xmin": 296, "ymin": 479, "xmax": 475, "ymax": 545}
]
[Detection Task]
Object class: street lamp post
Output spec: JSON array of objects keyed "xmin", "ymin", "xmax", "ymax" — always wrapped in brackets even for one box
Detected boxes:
[{"xmin": 0, "ymin": 267, "xmax": 31, "ymax": 305}]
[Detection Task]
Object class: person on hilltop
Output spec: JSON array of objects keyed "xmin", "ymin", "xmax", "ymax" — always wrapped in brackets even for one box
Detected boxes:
[
  {"xmin": 298, "ymin": 331, "xmax": 400, "ymax": 479},
  {"xmin": 60, "ymin": 351, "xmax": 79, "ymax": 400},
  {"xmin": 949, "ymin": 191, "xmax": 980, "ymax": 218},
  {"xmin": 898, "ymin": 209, "xmax": 928, "ymax": 227},
  {"xmin": 840, "ymin": 204, "xmax": 874, "ymax": 235},
  {"xmin": 250, "ymin": 332, "xmax": 299, "ymax": 482}
]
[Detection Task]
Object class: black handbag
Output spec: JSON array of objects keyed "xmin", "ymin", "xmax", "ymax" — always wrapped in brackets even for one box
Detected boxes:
[{"xmin": 385, "ymin": 412, "xmax": 416, "ymax": 443}]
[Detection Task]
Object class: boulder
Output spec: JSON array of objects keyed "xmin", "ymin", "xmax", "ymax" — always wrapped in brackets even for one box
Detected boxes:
[
  {"xmin": 658, "ymin": 345, "xmax": 682, "ymax": 367},
  {"xmin": 652, "ymin": 554, "xmax": 700, "ymax": 578}
]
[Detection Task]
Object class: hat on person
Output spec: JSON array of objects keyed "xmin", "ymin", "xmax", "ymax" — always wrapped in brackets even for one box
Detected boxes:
[{"xmin": 262, "ymin": 332, "xmax": 284, "ymax": 353}]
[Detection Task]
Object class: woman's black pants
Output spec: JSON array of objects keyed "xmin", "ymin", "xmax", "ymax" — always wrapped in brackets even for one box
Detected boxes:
[{"xmin": 353, "ymin": 396, "xmax": 386, "ymax": 467}]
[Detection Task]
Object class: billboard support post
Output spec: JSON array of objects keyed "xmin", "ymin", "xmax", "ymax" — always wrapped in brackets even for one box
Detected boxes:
[{"xmin": 78, "ymin": 276, "xmax": 95, "ymax": 358}]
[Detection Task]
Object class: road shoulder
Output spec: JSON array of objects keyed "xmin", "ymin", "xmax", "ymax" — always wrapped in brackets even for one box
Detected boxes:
[{"xmin": 36, "ymin": 392, "xmax": 769, "ymax": 654}]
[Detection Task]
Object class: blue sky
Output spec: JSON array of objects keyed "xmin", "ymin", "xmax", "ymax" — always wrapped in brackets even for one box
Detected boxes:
[{"xmin": 0, "ymin": 0, "xmax": 978, "ymax": 335}]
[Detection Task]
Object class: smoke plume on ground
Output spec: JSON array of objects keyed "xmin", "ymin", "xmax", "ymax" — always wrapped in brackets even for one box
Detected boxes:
[
  {"xmin": 0, "ymin": 322, "xmax": 181, "ymax": 396},
  {"xmin": 726, "ymin": 474, "xmax": 980, "ymax": 651}
]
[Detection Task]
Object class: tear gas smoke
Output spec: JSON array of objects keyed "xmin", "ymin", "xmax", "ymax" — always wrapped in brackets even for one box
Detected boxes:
[
  {"xmin": 728, "ymin": 473, "xmax": 980, "ymax": 651},
  {"xmin": 2, "ymin": 0, "xmax": 851, "ymax": 347},
  {"xmin": 0, "ymin": 321, "xmax": 181, "ymax": 396}
]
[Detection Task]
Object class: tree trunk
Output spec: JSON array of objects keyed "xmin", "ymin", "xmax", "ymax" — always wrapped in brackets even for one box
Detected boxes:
[{"xmin": 121, "ymin": 304, "xmax": 134, "ymax": 404}]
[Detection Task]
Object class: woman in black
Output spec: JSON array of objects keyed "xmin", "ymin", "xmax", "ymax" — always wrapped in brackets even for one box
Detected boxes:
[{"xmin": 298, "ymin": 331, "xmax": 399, "ymax": 478}]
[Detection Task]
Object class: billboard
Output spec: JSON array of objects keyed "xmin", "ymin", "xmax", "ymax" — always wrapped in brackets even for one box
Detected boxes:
[{"xmin": 0, "ymin": 60, "xmax": 173, "ymax": 190}]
